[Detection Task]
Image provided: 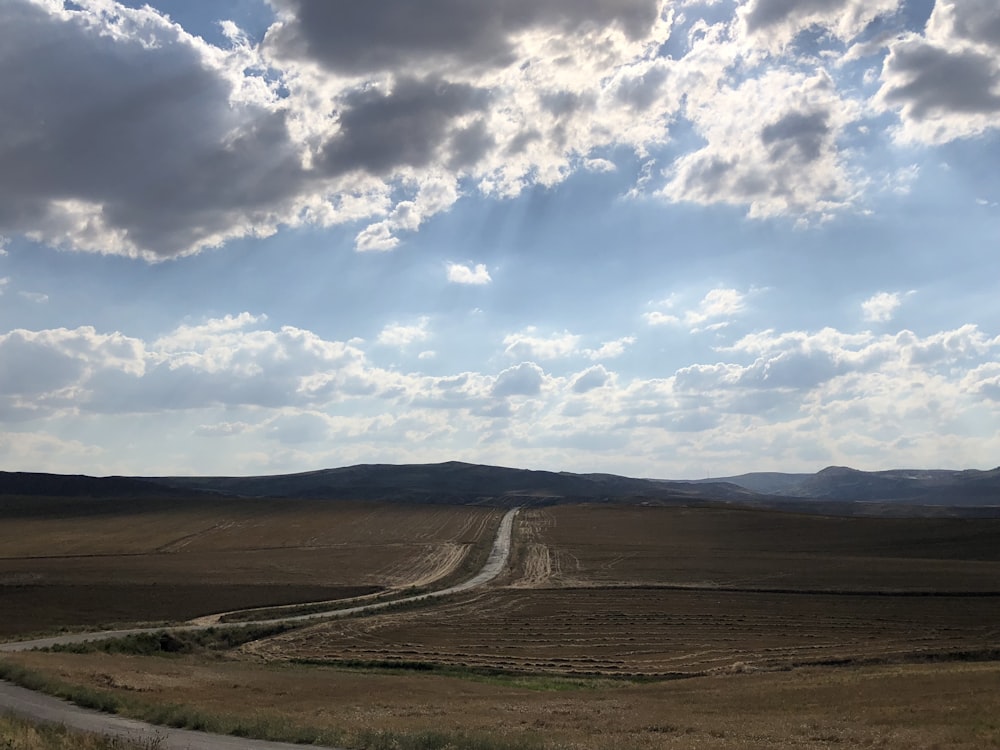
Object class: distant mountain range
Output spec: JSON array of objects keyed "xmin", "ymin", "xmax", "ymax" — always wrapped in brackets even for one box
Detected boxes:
[
  {"xmin": 690, "ymin": 465, "xmax": 1000, "ymax": 505},
  {"xmin": 1, "ymin": 462, "xmax": 998, "ymax": 517}
]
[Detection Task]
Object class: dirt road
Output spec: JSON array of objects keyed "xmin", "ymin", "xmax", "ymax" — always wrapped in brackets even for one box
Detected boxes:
[{"xmin": 0, "ymin": 508, "xmax": 519, "ymax": 748}]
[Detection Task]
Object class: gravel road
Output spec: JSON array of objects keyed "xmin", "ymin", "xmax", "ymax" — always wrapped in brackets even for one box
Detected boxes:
[{"xmin": 0, "ymin": 507, "xmax": 519, "ymax": 748}]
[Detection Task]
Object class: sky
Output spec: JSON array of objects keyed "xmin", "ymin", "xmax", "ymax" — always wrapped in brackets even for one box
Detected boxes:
[{"xmin": 1, "ymin": 0, "xmax": 999, "ymax": 479}]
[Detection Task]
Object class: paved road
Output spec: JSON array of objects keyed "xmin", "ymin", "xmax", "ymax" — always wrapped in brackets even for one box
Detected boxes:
[{"xmin": 0, "ymin": 507, "xmax": 520, "ymax": 748}]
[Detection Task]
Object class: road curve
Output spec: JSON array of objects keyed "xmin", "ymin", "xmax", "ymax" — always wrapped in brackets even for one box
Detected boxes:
[{"xmin": 0, "ymin": 507, "xmax": 520, "ymax": 748}]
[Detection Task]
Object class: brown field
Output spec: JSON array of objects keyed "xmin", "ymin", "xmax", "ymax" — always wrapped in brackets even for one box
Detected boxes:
[
  {"xmin": 4, "ymin": 501, "xmax": 1000, "ymax": 748},
  {"xmin": 0, "ymin": 497, "xmax": 499, "ymax": 636},
  {"xmin": 511, "ymin": 505, "xmax": 1000, "ymax": 591},
  {"xmin": 248, "ymin": 587, "xmax": 1000, "ymax": 675},
  {"xmin": 248, "ymin": 505, "xmax": 1000, "ymax": 675},
  {"xmin": 4, "ymin": 649, "xmax": 999, "ymax": 749}
]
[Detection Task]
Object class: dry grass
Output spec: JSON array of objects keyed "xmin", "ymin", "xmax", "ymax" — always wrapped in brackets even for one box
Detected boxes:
[
  {"xmin": 0, "ymin": 712, "xmax": 162, "ymax": 750},
  {"xmin": 4, "ymin": 650, "xmax": 999, "ymax": 748}
]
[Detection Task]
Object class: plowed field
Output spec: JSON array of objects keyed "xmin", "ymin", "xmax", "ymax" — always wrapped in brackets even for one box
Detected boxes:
[
  {"xmin": 247, "ymin": 587, "xmax": 1000, "ymax": 676},
  {"xmin": 252, "ymin": 504, "xmax": 1000, "ymax": 676},
  {"xmin": 0, "ymin": 498, "xmax": 499, "ymax": 636}
]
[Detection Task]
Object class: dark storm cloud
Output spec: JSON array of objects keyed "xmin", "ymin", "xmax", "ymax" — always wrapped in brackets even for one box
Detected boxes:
[
  {"xmin": 320, "ymin": 78, "xmax": 491, "ymax": 176},
  {"xmin": 266, "ymin": 0, "xmax": 660, "ymax": 73},
  {"xmin": 761, "ymin": 110, "xmax": 830, "ymax": 162},
  {"xmin": 881, "ymin": 41, "xmax": 1000, "ymax": 119},
  {"xmin": 0, "ymin": 1, "xmax": 307, "ymax": 258}
]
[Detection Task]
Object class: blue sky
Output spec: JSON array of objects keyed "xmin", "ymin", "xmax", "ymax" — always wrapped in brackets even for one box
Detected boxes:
[{"xmin": 1, "ymin": 0, "xmax": 998, "ymax": 478}]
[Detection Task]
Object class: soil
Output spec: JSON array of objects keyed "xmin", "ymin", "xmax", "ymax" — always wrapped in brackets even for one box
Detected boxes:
[{"xmin": 0, "ymin": 499, "xmax": 498, "ymax": 636}]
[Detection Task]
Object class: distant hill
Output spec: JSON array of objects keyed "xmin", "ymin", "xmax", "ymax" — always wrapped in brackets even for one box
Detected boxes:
[
  {"xmin": 1, "ymin": 462, "xmax": 998, "ymax": 516},
  {"xmin": 150, "ymin": 461, "xmax": 755, "ymax": 506},
  {"xmin": 689, "ymin": 465, "xmax": 1000, "ymax": 506},
  {"xmin": 0, "ymin": 471, "xmax": 179, "ymax": 498}
]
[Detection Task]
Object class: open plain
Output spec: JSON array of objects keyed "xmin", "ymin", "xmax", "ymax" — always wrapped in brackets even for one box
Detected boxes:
[
  {"xmin": 247, "ymin": 505, "xmax": 1000, "ymax": 676},
  {"xmin": 0, "ymin": 496, "xmax": 500, "ymax": 636},
  {"xmin": 3, "ymin": 498, "xmax": 1000, "ymax": 748}
]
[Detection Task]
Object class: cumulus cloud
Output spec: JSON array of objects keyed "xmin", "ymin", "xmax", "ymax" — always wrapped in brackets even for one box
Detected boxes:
[
  {"xmin": 861, "ymin": 291, "xmax": 903, "ymax": 322},
  {"xmin": 662, "ymin": 69, "xmax": 860, "ymax": 220},
  {"xmin": 738, "ymin": 0, "xmax": 903, "ymax": 51},
  {"xmin": 0, "ymin": 0, "xmax": 687, "ymax": 257},
  {"xmin": 571, "ymin": 365, "xmax": 611, "ymax": 393},
  {"xmin": 2, "ymin": 312, "xmax": 1000, "ymax": 475},
  {"xmin": 265, "ymin": 0, "xmax": 661, "ymax": 74},
  {"xmin": 645, "ymin": 288, "xmax": 748, "ymax": 332},
  {"xmin": 446, "ymin": 262, "xmax": 492, "ymax": 285},
  {"xmin": 584, "ymin": 337, "xmax": 636, "ymax": 360},
  {"xmin": 0, "ymin": 1, "xmax": 313, "ymax": 260},
  {"xmin": 876, "ymin": 0, "xmax": 1000, "ymax": 143},
  {"xmin": 377, "ymin": 318, "xmax": 431, "ymax": 348},
  {"xmin": 2, "ymin": 0, "xmax": 995, "ymax": 266},
  {"xmin": 492, "ymin": 362, "xmax": 546, "ymax": 398},
  {"xmin": 503, "ymin": 328, "xmax": 581, "ymax": 359}
]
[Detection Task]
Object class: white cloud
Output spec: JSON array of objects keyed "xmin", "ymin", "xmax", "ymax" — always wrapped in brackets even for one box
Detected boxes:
[
  {"xmin": 354, "ymin": 223, "xmax": 400, "ymax": 252},
  {"xmin": 18, "ymin": 291, "xmax": 48, "ymax": 304},
  {"xmin": 645, "ymin": 288, "xmax": 748, "ymax": 331},
  {"xmin": 503, "ymin": 328, "xmax": 581, "ymax": 359},
  {"xmin": 0, "ymin": 0, "xmax": 687, "ymax": 258},
  {"xmin": 377, "ymin": 318, "xmax": 431, "ymax": 348},
  {"xmin": 492, "ymin": 362, "xmax": 546, "ymax": 398},
  {"xmin": 662, "ymin": 68, "xmax": 860, "ymax": 220},
  {"xmin": 688, "ymin": 288, "xmax": 746, "ymax": 326},
  {"xmin": 2, "ymin": 313, "xmax": 999, "ymax": 475},
  {"xmin": 583, "ymin": 158, "xmax": 617, "ymax": 173},
  {"xmin": 861, "ymin": 291, "xmax": 902, "ymax": 322},
  {"xmin": 584, "ymin": 337, "xmax": 636, "ymax": 360},
  {"xmin": 0, "ymin": 277, "xmax": 8, "ymax": 294},
  {"xmin": 571, "ymin": 365, "xmax": 611, "ymax": 393},
  {"xmin": 446, "ymin": 262, "xmax": 492, "ymax": 285},
  {"xmin": 2, "ymin": 0, "xmax": 950, "ymax": 259},
  {"xmin": 643, "ymin": 310, "xmax": 681, "ymax": 327}
]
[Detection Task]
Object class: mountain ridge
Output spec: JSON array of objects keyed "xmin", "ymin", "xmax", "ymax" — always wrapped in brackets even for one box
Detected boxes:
[{"xmin": 1, "ymin": 462, "xmax": 998, "ymax": 516}]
